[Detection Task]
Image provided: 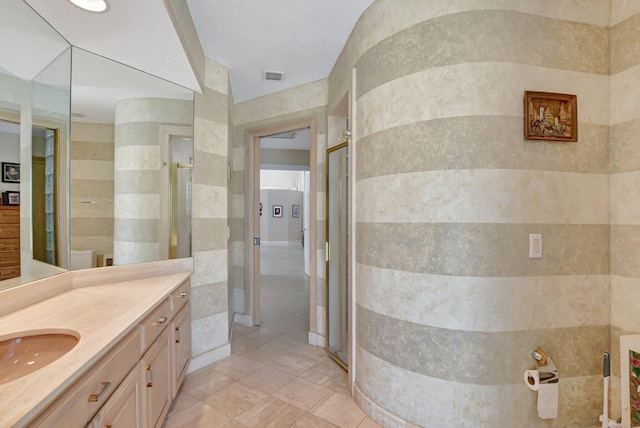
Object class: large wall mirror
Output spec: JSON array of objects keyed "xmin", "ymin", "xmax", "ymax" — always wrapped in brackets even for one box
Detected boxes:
[{"xmin": 0, "ymin": 0, "xmax": 194, "ymax": 291}]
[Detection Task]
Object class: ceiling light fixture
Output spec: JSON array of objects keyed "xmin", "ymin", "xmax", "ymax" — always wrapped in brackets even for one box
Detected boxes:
[{"xmin": 67, "ymin": 0, "xmax": 109, "ymax": 13}]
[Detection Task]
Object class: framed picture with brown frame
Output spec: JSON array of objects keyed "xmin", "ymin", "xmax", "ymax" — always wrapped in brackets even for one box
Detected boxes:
[{"xmin": 524, "ymin": 91, "xmax": 577, "ymax": 142}]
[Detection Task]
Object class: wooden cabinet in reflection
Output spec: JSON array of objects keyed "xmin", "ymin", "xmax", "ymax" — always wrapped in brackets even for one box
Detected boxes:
[{"xmin": 0, "ymin": 206, "xmax": 19, "ymax": 279}]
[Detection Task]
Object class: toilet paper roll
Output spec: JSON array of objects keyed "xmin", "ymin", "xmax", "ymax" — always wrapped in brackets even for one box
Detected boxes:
[{"xmin": 524, "ymin": 369, "xmax": 540, "ymax": 391}]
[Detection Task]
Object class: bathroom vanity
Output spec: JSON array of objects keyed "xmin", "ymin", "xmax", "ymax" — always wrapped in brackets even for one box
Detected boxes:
[{"xmin": 0, "ymin": 260, "xmax": 192, "ymax": 428}]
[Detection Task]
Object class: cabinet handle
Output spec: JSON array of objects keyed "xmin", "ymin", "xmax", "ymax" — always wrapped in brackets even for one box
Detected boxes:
[
  {"xmin": 179, "ymin": 292, "xmax": 188, "ymax": 298},
  {"xmin": 175, "ymin": 326, "xmax": 181, "ymax": 343},
  {"xmin": 154, "ymin": 317, "xmax": 167, "ymax": 326},
  {"xmin": 88, "ymin": 382, "xmax": 112, "ymax": 402},
  {"xmin": 146, "ymin": 365, "xmax": 155, "ymax": 387}
]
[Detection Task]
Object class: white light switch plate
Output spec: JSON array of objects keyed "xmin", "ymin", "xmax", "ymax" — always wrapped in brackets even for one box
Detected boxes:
[{"xmin": 529, "ymin": 234, "xmax": 542, "ymax": 258}]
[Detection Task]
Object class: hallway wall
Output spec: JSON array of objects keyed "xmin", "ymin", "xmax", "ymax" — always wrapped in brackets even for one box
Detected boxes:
[
  {"xmin": 609, "ymin": 2, "xmax": 640, "ymax": 419},
  {"xmin": 329, "ymin": 1, "xmax": 611, "ymax": 426}
]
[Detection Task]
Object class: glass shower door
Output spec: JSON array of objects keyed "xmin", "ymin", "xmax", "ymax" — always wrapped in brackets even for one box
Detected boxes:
[{"xmin": 326, "ymin": 142, "xmax": 349, "ymax": 367}]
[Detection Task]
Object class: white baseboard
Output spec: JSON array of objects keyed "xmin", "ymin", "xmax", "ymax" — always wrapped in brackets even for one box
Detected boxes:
[
  {"xmin": 233, "ymin": 313, "xmax": 252, "ymax": 326},
  {"xmin": 355, "ymin": 384, "xmax": 421, "ymax": 428},
  {"xmin": 308, "ymin": 331, "xmax": 325, "ymax": 347},
  {"xmin": 187, "ymin": 343, "xmax": 231, "ymax": 374}
]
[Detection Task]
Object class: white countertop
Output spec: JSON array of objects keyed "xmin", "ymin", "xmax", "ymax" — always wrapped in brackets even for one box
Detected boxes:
[{"xmin": 0, "ymin": 271, "xmax": 190, "ymax": 427}]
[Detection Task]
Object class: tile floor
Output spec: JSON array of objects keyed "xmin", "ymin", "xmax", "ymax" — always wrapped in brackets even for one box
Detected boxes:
[{"xmin": 163, "ymin": 244, "xmax": 380, "ymax": 428}]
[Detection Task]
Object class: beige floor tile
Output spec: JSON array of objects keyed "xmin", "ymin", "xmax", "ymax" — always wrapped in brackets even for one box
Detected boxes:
[
  {"xmin": 273, "ymin": 315, "xmax": 309, "ymax": 334},
  {"xmin": 167, "ymin": 389, "xmax": 199, "ymax": 417},
  {"xmin": 220, "ymin": 420, "xmax": 249, "ymax": 428},
  {"xmin": 333, "ymin": 379, "xmax": 350, "ymax": 396},
  {"xmin": 235, "ymin": 396, "xmax": 305, "ymax": 428},
  {"xmin": 310, "ymin": 392, "xmax": 366, "ymax": 428},
  {"xmin": 292, "ymin": 343, "xmax": 330, "ymax": 361},
  {"xmin": 269, "ymin": 335, "xmax": 306, "ymax": 350},
  {"xmin": 239, "ymin": 365, "xmax": 296, "ymax": 394},
  {"xmin": 357, "ymin": 417, "xmax": 382, "ymax": 428},
  {"xmin": 182, "ymin": 367, "xmax": 236, "ymax": 401},
  {"xmin": 244, "ymin": 326, "xmax": 287, "ymax": 343},
  {"xmin": 164, "ymin": 400, "xmax": 230, "ymax": 428},
  {"xmin": 300, "ymin": 362, "xmax": 347, "ymax": 389},
  {"xmin": 242, "ymin": 342, "xmax": 289, "ymax": 364},
  {"xmin": 213, "ymin": 355, "xmax": 266, "ymax": 379},
  {"xmin": 231, "ymin": 335, "xmax": 262, "ymax": 355},
  {"xmin": 233, "ymin": 323, "xmax": 260, "ymax": 337},
  {"xmin": 203, "ymin": 381, "xmax": 268, "ymax": 418},
  {"xmin": 292, "ymin": 413, "xmax": 339, "ymax": 427},
  {"xmin": 268, "ymin": 352, "xmax": 319, "ymax": 376},
  {"xmin": 271, "ymin": 378, "xmax": 332, "ymax": 411}
]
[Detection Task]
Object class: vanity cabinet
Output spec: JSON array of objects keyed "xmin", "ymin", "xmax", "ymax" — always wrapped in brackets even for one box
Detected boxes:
[
  {"xmin": 31, "ymin": 279, "xmax": 191, "ymax": 428},
  {"xmin": 89, "ymin": 364, "xmax": 144, "ymax": 428},
  {"xmin": 0, "ymin": 206, "xmax": 20, "ymax": 279}
]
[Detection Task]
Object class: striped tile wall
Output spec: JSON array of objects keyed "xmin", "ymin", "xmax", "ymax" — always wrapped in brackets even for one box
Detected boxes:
[
  {"xmin": 70, "ymin": 123, "xmax": 114, "ymax": 259},
  {"xmin": 327, "ymin": 2, "xmax": 612, "ymax": 426},
  {"xmin": 609, "ymin": 2, "xmax": 640, "ymax": 421},
  {"xmin": 190, "ymin": 58, "xmax": 231, "ymax": 369}
]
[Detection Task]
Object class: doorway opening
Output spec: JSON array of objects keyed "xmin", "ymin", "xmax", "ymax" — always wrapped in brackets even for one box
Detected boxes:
[{"xmin": 245, "ymin": 118, "xmax": 317, "ymax": 340}]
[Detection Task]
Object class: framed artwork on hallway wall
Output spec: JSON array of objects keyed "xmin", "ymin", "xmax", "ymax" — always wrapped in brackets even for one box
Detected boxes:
[
  {"xmin": 292, "ymin": 204, "xmax": 300, "ymax": 218},
  {"xmin": 273, "ymin": 205, "xmax": 283, "ymax": 218},
  {"xmin": 524, "ymin": 91, "xmax": 577, "ymax": 142}
]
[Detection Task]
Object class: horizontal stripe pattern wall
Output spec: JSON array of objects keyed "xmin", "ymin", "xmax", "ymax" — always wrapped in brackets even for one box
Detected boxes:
[
  {"xmin": 70, "ymin": 123, "xmax": 114, "ymax": 259},
  {"xmin": 350, "ymin": 3, "xmax": 610, "ymax": 427}
]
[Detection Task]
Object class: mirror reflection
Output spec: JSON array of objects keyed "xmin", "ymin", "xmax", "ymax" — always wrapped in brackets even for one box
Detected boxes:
[
  {"xmin": 70, "ymin": 47, "xmax": 194, "ymax": 267},
  {"xmin": 0, "ymin": 0, "xmax": 71, "ymax": 289},
  {"xmin": 0, "ymin": 0, "xmax": 195, "ymax": 291}
]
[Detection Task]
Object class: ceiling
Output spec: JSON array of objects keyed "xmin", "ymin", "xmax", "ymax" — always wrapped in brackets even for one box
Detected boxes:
[
  {"xmin": 25, "ymin": 0, "xmax": 374, "ymax": 103},
  {"xmin": 187, "ymin": 0, "xmax": 375, "ymax": 102}
]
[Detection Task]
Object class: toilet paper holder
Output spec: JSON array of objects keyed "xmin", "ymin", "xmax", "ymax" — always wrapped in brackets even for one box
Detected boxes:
[{"xmin": 528, "ymin": 348, "xmax": 559, "ymax": 384}]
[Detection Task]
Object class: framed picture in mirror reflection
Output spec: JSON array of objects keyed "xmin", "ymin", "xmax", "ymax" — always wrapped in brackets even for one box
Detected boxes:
[
  {"xmin": 1, "ymin": 162, "xmax": 19, "ymax": 183},
  {"xmin": 5, "ymin": 191, "xmax": 19, "ymax": 206}
]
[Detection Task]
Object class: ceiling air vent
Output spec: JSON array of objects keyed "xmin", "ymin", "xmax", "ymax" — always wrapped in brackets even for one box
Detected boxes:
[
  {"xmin": 71, "ymin": 112, "xmax": 88, "ymax": 119},
  {"xmin": 262, "ymin": 70, "xmax": 286, "ymax": 82}
]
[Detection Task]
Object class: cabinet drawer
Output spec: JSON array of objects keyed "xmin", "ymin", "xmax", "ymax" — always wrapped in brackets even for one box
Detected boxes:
[
  {"xmin": 0, "ymin": 224, "xmax": 19, "ymax": 238},
  {"xmin": 0, "ymin": 238, "xmax": 19, "ymax": 251},
  {"xmin": 32, "ymin": 329, "xmax": 141, "ymax": 428},
  {"xmin": 172, "ymin": 303, "xmax": 191, "ymax": 397},
  {"xmin": 0, "ymin": 265, "xmax": 20, "ymax": 279},
  {"xmin": 140, "ymin": 298, "xmax": 171, "ymax": 353},
  {"xmin": 0, "ymin": 207, "xmax": 19, "ymax": 223},
  {"xmin": 170, "ymin": 279, "xmax": 190, "ymax": 314},
  {"xmin": 0, "ymin": 250, "xmax": 19, "ymax": 266}
]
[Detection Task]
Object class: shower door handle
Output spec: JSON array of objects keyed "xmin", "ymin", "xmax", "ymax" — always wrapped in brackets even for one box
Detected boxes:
[{"xmin": 253, "ymin": 237, "xmax": 260, "ymax": 246}]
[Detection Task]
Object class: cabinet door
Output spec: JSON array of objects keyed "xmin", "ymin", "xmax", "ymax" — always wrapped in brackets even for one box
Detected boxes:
[
  {"xmin": 90, "ymin": 365, "xmax": 143, "ymax": 428},
  {"xmin": 171, "ymin": 303, "xmax": 191, "ymax": 397},
  {"xmin": 142, "ymin": 326, "xmax": 171, "ymax": 428}
]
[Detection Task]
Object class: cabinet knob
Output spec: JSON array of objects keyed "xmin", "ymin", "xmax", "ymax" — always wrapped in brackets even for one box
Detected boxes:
[
  {"xmin": 179, "ymin": 292, "xmax": 188, "ymax": 298},
  {"xmin": 154, "ymin": 317, "xmax": 167, "ymax": 327},
  {"xmin": 88, "ymin": 382, "xmax": 111, "ymax": 402}
]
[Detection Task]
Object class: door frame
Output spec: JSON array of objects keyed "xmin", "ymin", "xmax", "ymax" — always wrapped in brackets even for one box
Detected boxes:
[{"xmin": 244, "ymin": 117, "xmax": 317, "ymax": 329}]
